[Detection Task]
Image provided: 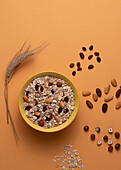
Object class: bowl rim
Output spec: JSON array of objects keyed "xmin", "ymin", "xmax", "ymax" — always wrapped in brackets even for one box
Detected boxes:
[{"xmin": 18, "ymin": 71, "xmax": 79, "ymax": 133}]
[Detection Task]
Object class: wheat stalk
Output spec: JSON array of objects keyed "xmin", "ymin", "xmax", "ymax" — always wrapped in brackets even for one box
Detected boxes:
[{"xmin": 4, "ymin": 41, "xmax": 47, "ymax": 140}]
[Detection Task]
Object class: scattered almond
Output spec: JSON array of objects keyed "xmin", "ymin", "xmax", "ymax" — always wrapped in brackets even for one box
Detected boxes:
[
  {"xmin": 23, "ymin": 95, "xmax": 29, "ymax": 103},
  {"xmin": 34, "ymin": 112, "xmax": 40, "ymax": 117},
  {"xmin": 45, "ymin": 98, "xmax": 52, "ymax": 103},
  {"xmin": 115, "ymin": 101, "xmax": 121, "ymax": 109},
  {"xmin": 60, "ymin": 101, "xmax": 65, "ymax": 108},
  {"xmin": 92, "ymin": 93, "xmax": 98, "ymax": 102},
  {"xmin": 104, "ymin": 84, "xmax": 111, "ymax": 94},
  {"xmin": 82, "ymin": 91, "xmax": 91, "ymax": 96},
  {"xmin": 104, "ymin": 96, "xmax": 114, "ymax": 102},
  {"xmin": 111, "ymin": 79, "xmax": 117, "ymax": 87},
  {"xmin": 54, "ymin": 115, "xmax": 60, "ymax": 122},
  {"xmin": 44, "ymin": 82, "xmax": 48, "ymax": 88}
]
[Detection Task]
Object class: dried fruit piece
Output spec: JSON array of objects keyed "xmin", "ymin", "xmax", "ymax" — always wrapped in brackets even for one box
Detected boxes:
[
  {"xmin": 48, "ymin": 82, "xmax": 53, "ymax": 86},
  {"xmin": 77, "ymin": 62, "xmax": 81, "ymax": 67},
  {"xmin": 25, "ymin": 91, "xmax": 29, "ymax": 96},
  {"xmin": 82, "ymin": 91, "xmax": 91, "ymax": 97},
  {"xmin": 108, "ymin": 128, "xmax": 113, "ymax": 134},
  {"xmin": 90, "ymin": 134, "xmax": 95, "ymax": 140},
  {"xmin": 116, "ymin": 89, "xmax": 121, "ymax": 98},
  {"xmin": 97, "ymin": 140, "xmax": 102, "ymax": 146},
  {"xmin": 23, "ymin": 95, "xmax": 29, "ymax": 103},
  {"xmin": 64, "ymin": 96, "xmax": 69, "ymax": 102},
  {"xmin": 89, "ymin": 45, "xmax": 93, "ymax": 51},
  {"xmin": 72, "ymin": 71, "xmax": 76, "ymax": 76},
  {"xmin": 57, "ymin": 82, "xmax": 62, "ymax": 87},
  {"xmin": 92, "ymin": 93, "xmax": 98, "ymax": 102},
  {"xmin": 49, "ymin": 113, "xmax": 53, "ymax": 120},
  {"xmin": 58, "ymin": 107, "xmax": 62, "ymax": 114},
  {"xmin": 43, "ymin": 105, "xmax": 47, "ymax": 112},
  {"xmin": 115, "ymin": 101, "xmax": 121, "ymax": 109},
  {"xmin": 51, "ymin": 89, "xmax": 54, "ymax": 94},
  {"xmin": 95, "ymin": 127, "xmax": 100, "ymax": 133},
  {"xmin": 45, "ymin": 98, "xmax": 52, "ymax": 104},
  {"xmin": 88, "ymin": 55, "xmax": 93, "ymax": 60},
  {"xmin": 35, "ymin": 84, "xmax": 39, "ymax": 91},
  {"xmin": 104, "ymin": 85, "xmax": 110, "ymax": 94},
  {"xmin": 69, "ymin": 63, "xmax": 74, "ymax": 68},
  {"xmin": 44, "ymin": 82, "xmax": 48, "ymax": 88},
  {"xmin": 25, "ymin": 105, "xmax": 32, "ymax": 111},
  {"xmin": 38, "ymin": 120, "xmax": 44, "ymax": 126},
  {"xmin": 103, "ymin": 135, "xmax": 108, "ymax": 142},
  {"xmin": 115, "ymin": 143, "xmax": 120, "ymax": 150},
  {"xmin": 34, "ymin": 112, "xmax": 40, "ymax": 117},
  {"xmin": 104, "ymin": 96, "xmax": 113, "ymax": 102},
  {"xmin": 88, "ymin": 64, "xmax": 94, "ymax": 70},
  {"xmin": 63, "ymin": 108, "xmax": 69, "ymax": 113},
  {"xmin": 82, "ymin": 47, "xmax": 86, "ymax": 51},
  {"xmin": 86, "ymin": 100, "xmax": 93, "ymax": 109},
  {"xmin": 94, "ymin": 52, "xmax": 99, "ymax": 56},
  {"xmin": 115, "ymin": 132, "xmax": 120, "ymax": 139},
  {"xmin": 83, "ymin": 125, "xmax": 89, "ymax": 132},
  {"xmin": 77, "ymin": 67, "xmax": 82, "ymax": 71},
  {"xmin": 97, "ymin": 57, "xmax": 101, "ymax": 63},
  {"xmin": 60, "ymin": 101, "xmax": 65, "ymax": 108},
  {"xmin": 108, "ymin": 146, "xmax": 113, "ymax": 152},
  {"xmin": 111, "ymin": 79, "xmax": 117, "ymax": 87},
  {"xmin": 54, "ymin": 115, "xmax": 60, "ymax": 122},
  {"xmin": 40, "ymin": 85, "xmax": 43, "ymax": 92},
  {"xmin": 96, "ymin": 88, "xmax": 102, "ymax": 97},
  {"xmin": 102, "ymin": 103, "xmax": 108, "ymax": 113},
  {"xmin": 79, "ymin": 52, "xmax": 85, "ymax": 59}
]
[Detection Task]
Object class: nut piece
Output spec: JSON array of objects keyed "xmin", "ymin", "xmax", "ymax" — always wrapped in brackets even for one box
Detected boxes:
[
  {"xmin": 92, "ymin": 93, "xmax": 98, "ymax": 102},
  {"xmin": 97, "ymin": 140, "xmax": 102, "ymax": 146},
  {"xmin": 45, "ymin": 98, "xmax": 52, "ymax": 104},
  {"xmin": 38, "ymin": 120, "xmax": 44, "ymax": 126},
  {"xmin": 23, "ymin": 95, "xmax": 29, "ymax": 103},
  {"xmin": 60, "ymin": 101, "xmax": 65, "ymax": 108},
  {"xmin": 82, "ymin": 91, "xmax": 91, "ymax": 97},
  {"xmin": 57, "ymin": 82, "xmax": 62, "ymax": 87},
  {"xmin": 111, "ymin": 79, "xmax": 117, "ymax": 87},
  {"xmin": 104, "ymin": 84, "xmax": 111, "ymax": 94},
  {"xmin": 115, "ymin": 101, "xmax": 121, "ymax": 109},
  {"xmin": 104, "ymin": 96, "xmax": 114, "ymax": 102},
  {"xmin": 44, "ymin": 82, "xmax": 48, "ymax": 88},
  {"xmin": 54, "ymin": 115, "xmax": 60, "ymax": 122},
  {"xmin": 34, "ymin": 112, "xmax": 40, "ymax": 117},
  {"xmin": 86, "ymin": 100, "xmax": 93, "ymax": 109}
]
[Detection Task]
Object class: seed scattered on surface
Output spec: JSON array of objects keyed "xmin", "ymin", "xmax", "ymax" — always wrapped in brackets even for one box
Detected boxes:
[
  {"xmin": 104, "ymin": 96, "xmax": 113, "ymax": 102},
  {"xmin": 108, "ymin": 128, "xmax": 113, "ymax": 134},
  {"xmin": 72, "ymin": 71, "xmax": 76, "ymax": 76},
  {"xmin": 83, "ymin": 125, "xmax": 89, "ymax": 132},
  {"xmin": 57, "ymin": 82, "xmax": 62, "ymax": 87},
  {"xmin": 89, "ymin": 45, "xmax": 93, "ymax": 51},
  {"xmin": 23, "ymin": 95, "xmax": 29, "ymax": 103},
  {"xmin": 77, "ymin": 62, "xmax": 81, "ymax": 67},
  {"xmin": 115, "ymin": 132, "xmax": 120, "ymax": 139},
  {"xmin": 97, "ymin": 57, "xmax": 101, "ymax": 63},
  {"xmin": 60, "ymin": 101, "xmax": 65, "ymax": 108},
  {"xmin": 77, "ymin": 67, "xmax": 82, "ymax": 71},
  {"xmin": 88, "ymin": 64, "xmax": 94, "ymax": 70},
  {"xmin": 115, "ymin": 101, "xmax": 121, "ymax": 109},
  {"xmin": 69, "ymin": 63, "xmax": 75, "ymax": 68},
  {"xmin": 95, "ymin": 127, "xmax": 100, "ymax": 133},
  {"xmin": 64, "ymin": 96, "xmax": 69, "ymax": 102},
  {"xmin": 86, "ymin": 100, "xmax": 93, "ymax": 109},
  {"xmin": 116, "ymin": 89, "xmax": 121, "ymax": 98},
  {"xmin": 102, "ymin": 103, "xmax": 108, "ymax": 113},
  {"xmin": 82, "ymin": 91, "xmax": 91, "ymax": 97},
  {"xmin": 115, "ymin": 143, "xmax": 120, "ymax": 150},
  {"xmin": 92, "ymin": 93, "xmax": 98, "ymax": 102},
  {"xmin": 88, "ymin": 55, "xmax": 93, "ymax": 60},
  {"xmin": 108, "ymin": 145, "xmax": 113, "ymax": 152},
  {"xmin": 108, "ymin": 140, "xmax": 113, "ymax": 145},
  {"xmin": 79, "ymin": 52, "xmax": 85, "ymax": 59},
  {"xmin": 25, "ymin": 105, "xmax": 32, "ymax": 111},
  {"xmin": 96, "ymin": 88, "xmax": 102, "ymax": 97},
  {"xmin": 103, "ymin": 135, "xmax": 108, "ymax": 142},
  {"xmin": 94, "ymin": 52, "xmax": 99, "ymax": 56},
  {"xmin": 104, "ymin": 85, "xmax": 111, "ymax": 94},
  {"xmin": 90, "ymin": 134, "xmax": 95, "ymax": 140},
  {"xmin": 38, "ymin": 120, "xmax": 44, "ymax": 126},
  {"xmin": 82, "ymin": 47, "xmax": 86, "ymax": 51},
  {"xmin": 111, "ymin": 79, "xmax": 117, "ymax": 87},
  {"xmin": 97, "ymin": 140, "xmax": 102, "ymax": 146}
]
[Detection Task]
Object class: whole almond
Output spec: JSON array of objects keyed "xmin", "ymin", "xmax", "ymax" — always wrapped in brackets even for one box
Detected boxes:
[
  {"xmin": 104, "ymin": 85, "xmax": 111, "ymax": 94},
  {"xmin": 82, "ymin": 91, "xmax": 91, "ymax": 97},
  {"xmin": 54, "ymin": 115, "xmax": 60, "ymax": 122},
  {"xmin": 23, "ymin": 95, "xmax": 29, "ymax": 103},
  {"xmin": 60, "ymin": 101, "xmax": 65, "ymax": 108},
  {"xmin": 111, "ymin": 79, "xmax": 117, "ymax": 87},
  {"xmin": 104, "ymin": 96, "xmax": 114, "ymax": 102},
  {"xmin": 115, "ymin": 101, "xmax": 121, "ymax": 109},
  {"xmin": 44, "ymin": 82, "xmax": 48, "ymax": 88},
  {"xmin": 92, "ymin": 93, "xmax": 98, "ymax": 102},
  {"xmin": 34, "ymin": 112, "xmax": 40, "ymax": 117},
  {"xmin": 45, "ymin": 98, "xmax": 52, "ymax": 103}
]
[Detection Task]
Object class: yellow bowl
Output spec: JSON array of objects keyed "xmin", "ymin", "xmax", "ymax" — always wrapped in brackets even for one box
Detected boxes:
[{"xmin": 18, "ymin": 71, "xmax": 79, "ymax": 133}]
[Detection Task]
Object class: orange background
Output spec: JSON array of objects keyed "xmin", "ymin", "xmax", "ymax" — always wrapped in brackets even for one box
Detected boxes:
[{"xmin": 0, "ymin": 0, "xmax": 121, "ymax": 170}]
